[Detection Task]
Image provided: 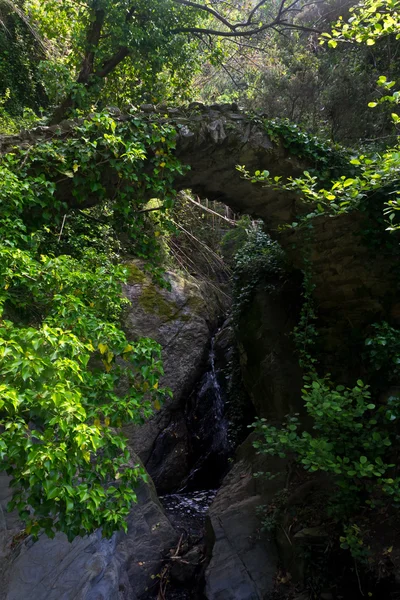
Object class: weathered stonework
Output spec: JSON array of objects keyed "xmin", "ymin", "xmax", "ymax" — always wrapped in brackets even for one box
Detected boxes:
[{"xmin": 0, "ymin": 105, "xmax": 397, "ymax": 371}]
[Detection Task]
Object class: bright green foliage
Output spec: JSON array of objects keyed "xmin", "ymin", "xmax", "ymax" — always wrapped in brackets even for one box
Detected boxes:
[
  {"xmin": 25, "ymin": 0, "xmax": 205, "ymax": 113},
  {"xmin": 262, "ymin": 118, "xmax": 351, "ymax": 178},
  {"xmin": 0, "ymin": 0, "xmax": 47, "ymax": 121},
  {"xmin": 253, "ymin": 375, "xmax": 400, "ymax": 512},
  {"xmin": 323, "ymin": 0, "xmax": 400, "ymax": 227},
  {"xmin": 196, "ymin": 1, "xmax": 400, "ymax": 144},
  {"xmin": 0, "ymin": 110, "xmax": 186, "ymax": 540},
  {"xmin": 239, "ymin": 123, "xmax": 399, "ymax": 227},
  {"xmin": 3, "ymin": 110, "xmax": 185, "ymax": 263},
  {"xmin": 0, "ymin": 248, "xmax": 168, "ymax": 541},
  {"xmin": 321, "ymin": 0, "xmax": 400, "ymax": 48}
]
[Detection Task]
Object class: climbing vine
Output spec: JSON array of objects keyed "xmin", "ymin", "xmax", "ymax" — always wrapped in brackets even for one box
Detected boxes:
[
  {"xmin": 261, "ymin": 117, "xmax": 352, "ymax": 181},
  {"xmin": 253, "ymin": 258, "xmax": 400, "ymax": 560},
  {"xmin": 249, "ymin": 213, "xmax": 400, "ymax": 563}
]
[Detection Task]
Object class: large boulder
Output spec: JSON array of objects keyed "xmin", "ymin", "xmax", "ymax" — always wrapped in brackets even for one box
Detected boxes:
[
  {"xmin": 205, "ymin": 436, "xmax": 286, "ymax": 600},
  {"xmin": 122, "ymin": 263, "xmax": 225, "ymax": 492},
  {"xmin": 0, "ymin": 468, "xmax": 178, "ymax": 600}
]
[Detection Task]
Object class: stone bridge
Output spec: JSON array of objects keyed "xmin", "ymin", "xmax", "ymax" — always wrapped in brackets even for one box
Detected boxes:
[{"xmin": 1, "ymin": 104, "xmax": 396, "ymax": 375}]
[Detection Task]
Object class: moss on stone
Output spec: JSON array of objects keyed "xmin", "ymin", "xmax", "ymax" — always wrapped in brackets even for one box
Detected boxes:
[
  {"xmin": 139, "ymin": 284, "xmax": 180, "ymax": 320},
  {"xmin": 187, "ymin": 294, "xmax": 206, "ymax": 316},
  {"xmin": 125, "ymin": 263, "xmax": 147, "ymax": 284}
]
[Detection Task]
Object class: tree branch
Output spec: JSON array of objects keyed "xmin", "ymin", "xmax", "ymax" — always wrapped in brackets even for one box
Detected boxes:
[
  {"xmin": 172, "ymin": 0, "xmax": 235, "ymax": 30},
  {"xmin": 247, "ymin": 0, "xmax": 270, "ymax": 24},
  {"xmin": 77, "ymin": 3, "xmax": 105, "ymax": 84},
  {"xmin": 95, "ymin": 46, "xmax": 130, "ymax": 78},
  {"xmin": 172, "ymin": 19, "xmax": 322, "ymax": 37},
  {"xmin": 172, "ymin": 0, "xmax": 322, "ymax": 36}
]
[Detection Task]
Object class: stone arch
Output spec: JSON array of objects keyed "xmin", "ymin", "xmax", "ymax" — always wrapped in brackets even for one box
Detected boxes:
[{"xmin": 1, "ymin": 105, "xmax": 396, "ymax": 374}]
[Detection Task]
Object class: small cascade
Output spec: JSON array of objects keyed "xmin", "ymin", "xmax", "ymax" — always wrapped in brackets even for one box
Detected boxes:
[
  {"xmin": 209, "ymin": 336, "xmax": 228, "ymax": 445},
  {"xmin": 157, "ymin": 328, "xmax": 234, "ymax": 599},
  {"xmin": 179, "ymin": 331, "xmax": 231, "ymax": 491}
]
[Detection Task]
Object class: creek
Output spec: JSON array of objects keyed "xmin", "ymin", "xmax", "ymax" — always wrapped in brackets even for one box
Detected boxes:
[
  {"xmin": 155, "ymin": 330, "xmax": 232, "ymax": 599},
  {"xmin": 180, "ymin": 333, "xmax": 231, "ymax": 492}
]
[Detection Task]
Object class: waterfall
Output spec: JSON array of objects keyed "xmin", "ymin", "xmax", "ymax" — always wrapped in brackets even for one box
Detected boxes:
[{"xmin": 177, "ymin": 330, "xmax": 230, "ymax": 492}]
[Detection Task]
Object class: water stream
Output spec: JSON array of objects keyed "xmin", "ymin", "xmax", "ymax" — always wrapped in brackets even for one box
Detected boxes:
[
  {"xmin": 178, "ymin": 333, "xmax": 230, "ymax": 492},
  {"xmin": 157, "ymin": 331, "xmax": 231, "ymax": 599},
  {"xmin": 161, "ymin": 489, "xmax": 218, "ymax": 538}
]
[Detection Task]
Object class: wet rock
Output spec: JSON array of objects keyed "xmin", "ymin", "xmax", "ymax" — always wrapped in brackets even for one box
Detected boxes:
[
  {"xmin": 0, "ymin": 466, "xmax": 178, "ymax": 600},
  {"xmin": 161, "ymin": 490, "xmax": 217, "ymax": 538}
]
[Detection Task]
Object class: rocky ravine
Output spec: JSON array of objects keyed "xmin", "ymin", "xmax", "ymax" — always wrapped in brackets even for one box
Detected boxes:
[
  {"xmin": 0, "ymin": 264, "xmax": 245, "ymax": 600},
  {"xmin": 122, "ymin": 262, "xmax": 226, "ymax": 493}
]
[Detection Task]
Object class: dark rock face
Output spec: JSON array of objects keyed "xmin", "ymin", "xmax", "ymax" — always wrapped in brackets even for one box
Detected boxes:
[
  {"xmin": 0, "ymin": 468, "xmax": 178, "ymax": 600},
  {"xmin": 236, "ymin": 278, "xmax": 304, "ymax": 419}
]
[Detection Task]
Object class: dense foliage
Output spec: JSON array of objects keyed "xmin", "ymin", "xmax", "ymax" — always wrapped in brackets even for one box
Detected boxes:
[
  {"xmin": 242, "ymin": 0, "xmax": 400, "ymax": 566},
  {"xmin": 231, "ymin": 224, "xmax": 287, "ymax": 317},
  {"xmin": 0, "ymin": 109, "xmax": 189, "ymax": 539},
  {"xmin": 196, "ymin": 0, "xmax": 400, "ymax": 144}
]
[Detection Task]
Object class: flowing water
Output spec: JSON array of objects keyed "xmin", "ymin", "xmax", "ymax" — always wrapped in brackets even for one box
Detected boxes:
[
  {"xmin": 157, "ymin": 332, "xmax": 230, "ymax": 599},
  {"xmin": 160, "ymin": 489, "xmax": 218, "ymax": 538},
  {"xmin": 178, "ymin": 334, "xmax": 230, "ymax": 492}
]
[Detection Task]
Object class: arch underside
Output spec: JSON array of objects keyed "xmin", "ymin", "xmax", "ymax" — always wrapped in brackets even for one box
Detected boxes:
[{"xmin": 0, "ymin": 105, "xmax": 395, "ymax": 370}]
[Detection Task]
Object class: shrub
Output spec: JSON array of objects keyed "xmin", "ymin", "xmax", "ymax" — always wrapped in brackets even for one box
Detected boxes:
[{"xmin": 253, "ymin": 374, "xmax": 400, "ymax": 517}]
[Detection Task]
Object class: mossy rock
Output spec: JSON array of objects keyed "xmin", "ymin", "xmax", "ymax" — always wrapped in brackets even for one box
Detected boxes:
[
  {"xmin": 125, "ymin": 262, "xmax": 147, "ymax": 285},
  {"xmin": 186, "ymin": 293, "xmax": 207, "ymax": 316},
  {"xmin": 221, "ymin": 227, "xmax": 248, "ymax": 264},
  {"xmin": 139, "ymin": 284, "xmax": 180, "ymax": 320},
  {"xmin": 125, "ymin": 262, "xmax": 147, "ymax": 284}
]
